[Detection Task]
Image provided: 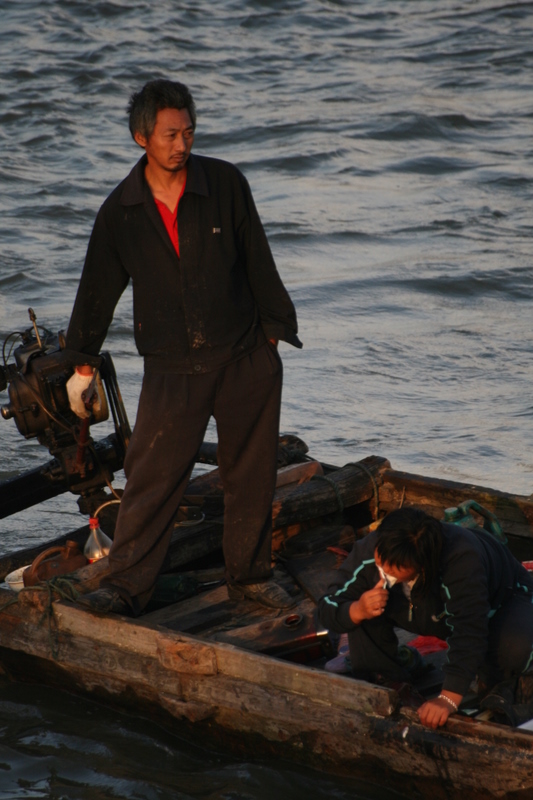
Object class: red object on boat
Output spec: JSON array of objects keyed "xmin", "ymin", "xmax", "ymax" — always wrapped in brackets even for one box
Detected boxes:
[
  {"xmin": 522, "ymin": 561, "xmax": 533, "ymax": 572},
  {"xmin": 408, "ymin": 635, "xmax": 448, "ymax": 655},
  {"xmin": 326, "ymin": 546, "xmax": 350, "ymax": 558}
]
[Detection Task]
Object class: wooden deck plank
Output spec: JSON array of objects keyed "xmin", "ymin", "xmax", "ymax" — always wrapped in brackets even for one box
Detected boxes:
[
  {"xmin": 140, "ymin": 583, "xmax": 285, "ymax": 632},
  {"xmin": 207, "ymin": 597, "xmax": 333, "ymax": 657}
]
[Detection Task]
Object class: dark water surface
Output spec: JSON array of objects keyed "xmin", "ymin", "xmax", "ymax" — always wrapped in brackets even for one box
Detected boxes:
[
  {"xmin": 0, "ymin": 677, "xmax": 414, "ymax": 800},
  {"xmin": 1, "ymin": 0, "xmax": 533, "ymax": 797}
]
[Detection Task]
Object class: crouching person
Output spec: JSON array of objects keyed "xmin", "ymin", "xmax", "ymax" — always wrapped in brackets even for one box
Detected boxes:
[{"xmin": 318, "ymin": 507, "xmax": 533, "ymax": 729}]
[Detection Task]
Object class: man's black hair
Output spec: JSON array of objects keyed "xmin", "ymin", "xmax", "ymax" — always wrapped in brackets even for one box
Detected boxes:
[
  {"xmin": 375, "ymin": 507, "xmax": 443, "ymax": 596},
  {"xmin": 127, "ymin": 79, "xmax": 196, "ymax": 140}
]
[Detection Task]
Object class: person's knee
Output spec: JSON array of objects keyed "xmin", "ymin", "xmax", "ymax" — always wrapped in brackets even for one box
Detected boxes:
[
  {"xmin": 501, "ymin": 640, "xmax": 533, "ymax": 675},
  {"xmin": 494, "ymin": 620, "xmax": 533, "ymax": 676}
]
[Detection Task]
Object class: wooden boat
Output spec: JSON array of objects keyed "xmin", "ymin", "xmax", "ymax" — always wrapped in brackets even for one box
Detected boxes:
[{"xmin": 1, "ymin": 448, "xmax": 533, "ymax": 800}]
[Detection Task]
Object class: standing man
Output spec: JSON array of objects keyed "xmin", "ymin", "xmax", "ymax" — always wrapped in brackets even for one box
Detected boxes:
[{"xmin": 66, "ymin": 79, "xmax": 302, "ymax": 615}]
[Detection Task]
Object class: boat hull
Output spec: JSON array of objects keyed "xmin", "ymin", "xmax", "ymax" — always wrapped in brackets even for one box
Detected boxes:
[
  {"xmin": 1, "ymin": 589, "xmax": 532, "ymax": 799},
  {"xmin": 2, "ymin": 455, "xmax": 533, "ymax": 798}
]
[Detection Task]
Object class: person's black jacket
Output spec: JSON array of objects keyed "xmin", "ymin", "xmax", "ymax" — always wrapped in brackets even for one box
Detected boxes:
[
  {"xmin": 318, "ymin": 523, "xmax": 533, "ymax": 695},
  {"xmin": 66, "ymin": 153, "xmax": 301, "ymax": 372}
]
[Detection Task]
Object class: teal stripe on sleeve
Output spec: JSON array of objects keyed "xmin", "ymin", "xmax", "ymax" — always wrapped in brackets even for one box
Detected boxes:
[{"xmin": 323, "ymin": 559, "xmax": 376, "ymax": 607}]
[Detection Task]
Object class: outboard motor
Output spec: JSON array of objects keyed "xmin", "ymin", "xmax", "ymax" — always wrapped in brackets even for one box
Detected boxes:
[
  {"xmin": 1, "ymin": 309, "xmax": 109, "ymax": 445},
  {"xmin": 0, "ymin": 309, "xmax": 131, "ymax": 517}
]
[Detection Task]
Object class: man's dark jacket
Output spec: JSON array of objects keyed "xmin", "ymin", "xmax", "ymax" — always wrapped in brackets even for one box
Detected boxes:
[
  {"xmin": 318, "ymin": 523, "xmax": 533, "ymax": 695},
  {"xmin": 66, "ymin": 153, "xmax": 301, "ymax": 372}
]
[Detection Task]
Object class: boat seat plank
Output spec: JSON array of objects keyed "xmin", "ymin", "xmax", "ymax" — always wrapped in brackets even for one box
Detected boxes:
[
  {"xmin": 206, "ymin": 597, "xmax": 331, "ymax": 654},
  {"xmin": 140, "ymin": 583, "xmax": 288, "ymax": 634}
]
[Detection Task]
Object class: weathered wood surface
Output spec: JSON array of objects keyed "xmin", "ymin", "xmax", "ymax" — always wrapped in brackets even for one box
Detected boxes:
[
  {"xmin": 180, "ymin": 456, "xmax": 386, "ymax": 564},
  {"xmin": 0, "ymin": 592, "xmax": 533, "ymax": 798},
  {"xmin": 272, "ymin": 455, "xmax": 388, "ymax": 530},
  {"xmin": 182, "ymin": 458, "xmax": 324, "ymax": 516},
  {"xmin": 141, "ymin": 582, "xmax": 286, "ymax": 635},
  {"xmin": 208, "ymin": 597, "xmax": 331, "ymax": 657},
  {"xmin": 380, "ymin": 469, "xmax": 533, "ymax": 540},
  {"xmin": 0, "ymin": 591, "xmax": 396, "ymax": 719}
]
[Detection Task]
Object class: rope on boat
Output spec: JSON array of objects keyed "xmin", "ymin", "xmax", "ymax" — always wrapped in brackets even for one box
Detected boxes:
[
  {"xmin": 0, "ymin": 576, "xmax": 82, "ymax": 660},
  {"xmin": 40, "ymin": 580, "xmax": 60, "ymax": 658},
  {"xmin": 311, "ymin": 474, "xmax": 345, "ymax": 513},
  {"xmin": 0, "ymin": 595, "xmax": 20, "ymax": 613},
  {"xmin": 311, "ymin": 463, "xmax": 380, "ymax": 518},
  {"xmin": 36, "ymin": 577, "xmax": 83, "ymax": 658}
]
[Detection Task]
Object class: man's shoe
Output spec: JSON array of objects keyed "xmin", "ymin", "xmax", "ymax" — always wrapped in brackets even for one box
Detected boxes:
[
  {"xmin": 78, "ymin": 587, "xmax": 130, "ymax": 616},
  {"xmin": 324, "ymin": 647, "xmax": 352, "ymax": 674},
  {"xmin": 325, "ymin": 633, "xmax": 351, "ymax": 673},
  {"xmin": 479, "ymin": 679, "xmax": 518, "ymax": 725},
  {"xmin": 397, "ymin": 644, "xmax": 429, "ymax": 679},
  {"xmin": 227, "ymin": 579, "xmax": 295, "ymax": 609}
]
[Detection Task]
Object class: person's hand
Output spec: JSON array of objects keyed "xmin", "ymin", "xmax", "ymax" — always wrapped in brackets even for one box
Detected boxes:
[
  {"xmin": 66, "ymin": 367, "xmax": 96, "ymax": 419},
  {"xmin": 350, "ymin": 578, "xmax": 389, "ymax": 624},
  {"xmin": 417, "ymin": 693, "xmax": 461, "ymax": 729}
]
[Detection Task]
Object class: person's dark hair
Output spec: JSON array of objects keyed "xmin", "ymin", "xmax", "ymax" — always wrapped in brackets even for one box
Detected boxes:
[
  {"xmin": 375, "ymin": 508, "xmax": 443, "ymax": 595},
  {"xmin": 127, "ymin": 79, "xmax": 196, "ymax": 140}
]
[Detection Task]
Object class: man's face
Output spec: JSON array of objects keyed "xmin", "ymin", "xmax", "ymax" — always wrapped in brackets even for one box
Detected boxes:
[
  {"xmin": 374, "ymin": 550, "xmax": 418, "ymax": 585},
  {"xmin": 134, "ymin": 107, "xmax": 194, "ymax": 173}
]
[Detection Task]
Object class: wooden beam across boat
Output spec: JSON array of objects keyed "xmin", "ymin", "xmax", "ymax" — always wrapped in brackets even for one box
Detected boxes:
[
  {"xmin": 0, "ymin": 455, "xmax": 387, "ymax": 585},
  {"xmin": 379, "ymin": 468, "xmax": 533, "ymax": 561}
]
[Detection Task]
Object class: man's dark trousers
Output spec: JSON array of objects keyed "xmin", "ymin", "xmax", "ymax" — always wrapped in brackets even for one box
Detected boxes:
[{"xmin": 103, "ymin": 342, "xmax": 283, "ymax": 613}]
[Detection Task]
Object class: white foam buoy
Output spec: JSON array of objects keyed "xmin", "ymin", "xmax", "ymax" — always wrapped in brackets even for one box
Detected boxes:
[{"xmin": 4, "ymin": 566, "xmax": 29, "ymax": 592}]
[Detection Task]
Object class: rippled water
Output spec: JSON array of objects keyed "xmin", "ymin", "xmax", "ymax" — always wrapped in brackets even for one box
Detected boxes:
[
  {"xmin": 1, "ymin": 0, "xmax": 533, "ymax": 797},
  {"xmin": 0, "ymin": 677, "xmax": 413, "ymax": 800}
]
